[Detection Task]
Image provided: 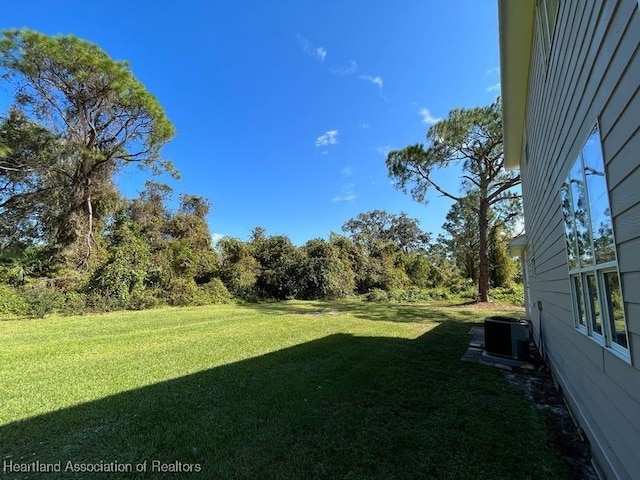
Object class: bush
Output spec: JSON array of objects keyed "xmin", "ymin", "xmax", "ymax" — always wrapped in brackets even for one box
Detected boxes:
[
  {"xmin": 0, "ymin": 284, "xmax": 29, "ymax": 316},
  {"xmin": 59, "ymin": 291, "xmax": 87, "ymax": 316},
  {"xmin": 85, "ymin": 292, "xmax": 121, "ymax": 313},
  {"xmin": 0, "ymin": 266, "xmax": 13, "ymax": 284},
  {"xmin": 199, "ymin": 278, "xmax": 232, "ymax": 304},
  {"xmin": 126, "ymin": 289, "xmax": 160, "ymax": 311},
  {"xmin": 23, "ymin": 286, "xmax": 61, "ymax": 319},
  {"xmin": 427, "ymin": 286, "xmax": 453, "ymax": 301},
  {"xmin": 449, "ymin": 281, "xmax": 477, "ymax": 300},
  {"xmin": 365, "ymin": 288, "xmax": 389, "ymax": 302},
  {"xmin": 490, "ymin": 284, "xmax": 525, "ymax": 306},
  {"xmin": 165, "ymin": 278, "xmax": 208, "ymax": 307},
  {"xmin": 388, "ymin": 287, "xmax": 432, "ymax": 303}
]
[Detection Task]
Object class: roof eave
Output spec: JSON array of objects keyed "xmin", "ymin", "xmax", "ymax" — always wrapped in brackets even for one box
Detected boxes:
[
  {"xmin": 510, "ymin": 233, "xmax": 528, "ymax": 257},
  {"xmin": 498, "ymin": 0, "xmax": 536, "ymax": 171}
]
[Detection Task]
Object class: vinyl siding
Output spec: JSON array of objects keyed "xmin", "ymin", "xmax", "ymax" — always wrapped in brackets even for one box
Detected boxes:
[{"xmin": 521, "ymin": 1, "xmax": 640, "ymax": 479}]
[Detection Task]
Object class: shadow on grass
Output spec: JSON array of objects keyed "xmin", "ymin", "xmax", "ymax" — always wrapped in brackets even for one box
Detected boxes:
[
  {"xmin": 240, "ymin": 299, "xmax": 522, "ymax": 325},
  {"xmin": 1, "ymin": 321, "xmax": 566, "ymax": 480}
]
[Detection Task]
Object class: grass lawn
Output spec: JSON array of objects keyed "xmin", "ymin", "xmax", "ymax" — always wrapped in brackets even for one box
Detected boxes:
[{"xmin": 0, "ymin": 300, "xmax": 569, "ymax": 479}]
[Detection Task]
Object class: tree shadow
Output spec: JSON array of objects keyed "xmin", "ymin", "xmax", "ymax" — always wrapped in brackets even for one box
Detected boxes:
[{"xmin": 1, "ymin": 321, "xmax": 564, "ymax": 480}]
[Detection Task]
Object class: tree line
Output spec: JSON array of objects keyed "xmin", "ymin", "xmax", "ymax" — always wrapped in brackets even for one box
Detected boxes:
[{"xmin": 0, "ymin": 29, "xmax": 522, "ymax": 317}]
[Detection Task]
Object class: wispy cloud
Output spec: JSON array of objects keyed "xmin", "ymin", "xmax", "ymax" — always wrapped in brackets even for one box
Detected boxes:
[
  {"xmin": 330, "ymin": 60, "xmax": 358, "ymax": 76},
  {"xmin": 418, "ymin": 108, "xmax": 440, "ymax": 126},
  {"xmin": 315, "ymin": 129, "xmax": 339, "ymax": 147},
  {"xmin": 297, "ymin": 34, "xmax": 385, "ymax": 99},
  {"xmin": 340, "ymin": 166, "xmax": 353, "ymax": 177},
  {"xmin": 486, "ymin": 82, "xmax": 501, "ymax": 93},
  {"xmin": 315, "ymin": 47, "xmax": 327, "ymax": 62},
  {"xmin": 375, "ymin": 145, "xmax": 393, "ymax": 156},
  {"xmin": 486, "ymin": 66, "xmax": 500, "ymax": 75},
  {"xmin": 332, "ymin": 183, "xmax": 357, "ymax": 203},
  {"xmin": 359, "ymin": 74, "xmax": 384, "ymax": 89},
  {"xmin": 297, "ymin": 35, "xmax": 327, "ymax": 62},
  {"xmin": 360, "ymin": 123, "xmax": 370, "ymax": 129}
]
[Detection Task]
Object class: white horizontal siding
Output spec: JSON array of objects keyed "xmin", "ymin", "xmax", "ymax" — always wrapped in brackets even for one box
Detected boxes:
[{"xmin": 520, "ymin": 0, "xmax": 640, "ymax": 478}]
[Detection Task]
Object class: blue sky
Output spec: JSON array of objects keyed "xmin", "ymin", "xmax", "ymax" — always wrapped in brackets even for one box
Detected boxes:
[{"xmin": 2, "ymin": 0, "xmax": 501, "ymax": 245}]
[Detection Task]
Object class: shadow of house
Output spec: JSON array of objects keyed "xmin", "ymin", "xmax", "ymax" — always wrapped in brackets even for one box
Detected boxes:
[{"xmin": 2, "ymin": 322, "xmax": 564, "ymax": 479}]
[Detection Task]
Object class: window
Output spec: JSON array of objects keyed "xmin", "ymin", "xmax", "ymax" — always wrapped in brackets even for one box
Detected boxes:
[
  {"xmin": 536, "ymin": 0, "xmax": 560, "ymax": 65},
  {"xmin": 559, "ymin": 124, "xmax": 629, "ymax": 359}
]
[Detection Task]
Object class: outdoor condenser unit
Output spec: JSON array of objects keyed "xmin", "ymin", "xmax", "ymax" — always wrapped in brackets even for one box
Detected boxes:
[{"xmin": 484, "ymin": 316, "xmax": 530, "ymax": 360}]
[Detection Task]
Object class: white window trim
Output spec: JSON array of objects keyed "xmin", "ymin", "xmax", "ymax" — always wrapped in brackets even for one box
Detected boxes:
[{"xmin": 562, "ymin": 122, "xmax": 631, "ymax": 363}]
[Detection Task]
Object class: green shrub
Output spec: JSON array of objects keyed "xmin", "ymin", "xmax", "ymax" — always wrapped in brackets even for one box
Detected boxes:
[
  {"xmin": 490, "ymin": 284, "xmax": 525, "ymax": 306},
  {"xmin": 445, "ymin": 281, "xmax": 477, "ymax": 301},
  {"xmin": 199, "ymin": 278, "xmax": 232, "ymax": 304},
  {"xmin": 365, "ymin": 288, "xmax": 389, "ymax": 302},
  {"xmin": 0, "ymin": 266, "xmax": 13, "ymax": 284},
  {"xmin": 389, "ymin": 286, "xmax": 432, "ymax": 303},
  {"xmin": 0, "ymin": 284, "xmax": 29, "ymax": 316},
  {"xmin": 59, "ymin": 291, "xmax": 87, "ymax": 316},
  {"xmin": 165, "ymin": 278, "xmax": 208, "ymax": 307},
  {"xmin": 23, "ymin": 286, "xmax": 61, "ymax": 319},
  {"xmin": 85, "ymin": 292, "xmax": 121, "ymax": 313},
  {"xmin": 429, "ymin": 286, "xmax": 453, "ymax": 301},
  {"xmin": 126, "ymin": 289, "xmax": 160, "ymax": 311}
]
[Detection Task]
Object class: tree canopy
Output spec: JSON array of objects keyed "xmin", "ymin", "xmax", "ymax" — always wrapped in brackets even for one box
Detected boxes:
[
  {"xmin": 0, "ymin": 29, "xmax": 176, "ymax": 266},
  {"xmin": 342, "ymin": 209, "xmax": 430, "ymax": 253}
]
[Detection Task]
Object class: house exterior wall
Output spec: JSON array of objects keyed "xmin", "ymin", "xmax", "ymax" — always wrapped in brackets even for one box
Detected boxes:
[{"xmin": 521, "ymin": 1, "xmax": 640, "ymax": 478}]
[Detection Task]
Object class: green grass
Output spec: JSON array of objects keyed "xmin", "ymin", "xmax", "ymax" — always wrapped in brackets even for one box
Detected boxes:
[{"xmin": 0, "ymin": 300, "xmax": 568, "ymax": 479}]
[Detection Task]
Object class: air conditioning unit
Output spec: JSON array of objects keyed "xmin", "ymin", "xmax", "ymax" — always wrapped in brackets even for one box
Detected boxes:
[{"xmin": 484, "ymin": 316, "xmax": 530, "ymax": 360}]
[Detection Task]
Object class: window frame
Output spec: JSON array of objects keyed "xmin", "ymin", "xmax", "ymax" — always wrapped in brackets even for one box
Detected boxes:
[
  {"xmin": 536, "ymin": 0, "xmax": 560, "ymax": 71},
  {"xmin": 560, "ymin": 122, "xmax": 630, "ymax": 363}
]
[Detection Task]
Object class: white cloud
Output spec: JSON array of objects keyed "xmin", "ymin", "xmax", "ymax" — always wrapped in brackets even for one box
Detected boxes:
[
  {"xmin": 315, "ymin": 47, "xmax": 327, "ymax": 62},
  {"xmin": 332, "ymin": 183, "xmax": 357, "ymax": 203},
  {"xmin": 418, "ymin": 108, "xmax": 440, "ymax": 126},
  {"xmin": 486, "ymin": 82, "xmax": 501, "ymax": 93},
  {"xmin": 340, "ymin": 166, "xmax": 353, "ymax": 177},
  {"xmin": 486, "ymin": 66, "xmax": 500, "ymax": 75},
  {"xmin": 359, "ymin": 74, "xmax": 384, "ymax": 89},
  {"xmin": 297, "ymin": 35, "xmax": 328, "ymax": 62},
  {"xmin": 330, "ymin": 60, "xmax": 358, "ymax": 76},
  {"xmin": 360, "ymin": 123, "xmax": 370, "ymax": 129},
  {"xmin": 315, "ymin": 129, "xmax": 339, "ymax": 147},
  {"xmin": 375, "ymin": 145, "xmax": 393, "ymax": 156}
]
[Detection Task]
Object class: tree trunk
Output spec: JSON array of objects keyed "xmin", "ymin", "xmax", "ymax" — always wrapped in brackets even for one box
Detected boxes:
[
  {"xmin": 81, "ymin": 185, "xmax": 94, "ymax": 267},
  {"xmin": 477, "ymin": 198, "xmax": 490, "ymax": 302}
]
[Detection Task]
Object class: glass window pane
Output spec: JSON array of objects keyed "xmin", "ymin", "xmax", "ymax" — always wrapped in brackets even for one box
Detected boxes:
[
  {"xmin": 602, "ymin": 271, "xmax": 628, "ymax": 349},
  {"xmin": 545, "ymin": 0, "xmax": 560, "ymax": 41},
  {"xmin": 572, "ymin": 275, "xmax": 586, "ymax": 328},
  {"xmin": 560, "ymin": 182, "xmax": 579, "ymax": 270},
  {"xmin": 582, "ymin": 126, "xmax": 615, "ymax": 264},
  {"xmin": 585, "ymin": 273, "xmax": 602, "ymax": 336},
  {"xmin": 569, "ymin": 159, "xmax": 594, "ymax": 267}
]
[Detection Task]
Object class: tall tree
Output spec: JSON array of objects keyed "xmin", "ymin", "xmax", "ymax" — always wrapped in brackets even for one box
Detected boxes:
[
  {"xmin": 0, "ymin": 29, "xmax": 176, "ymax": 266},
  {"xmin": 386, "ymin": 99, "xmax": 520, "ymax": 301}
]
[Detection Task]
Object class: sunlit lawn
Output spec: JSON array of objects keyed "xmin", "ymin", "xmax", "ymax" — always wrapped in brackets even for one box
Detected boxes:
[{"xmin": 0, "ymin": 300, "xmax": 569, "ymax": 479}]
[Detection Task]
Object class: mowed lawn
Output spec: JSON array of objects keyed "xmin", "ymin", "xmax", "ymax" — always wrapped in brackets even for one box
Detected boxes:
[{"xmin": 0, "ymin": 300, "xmax": 569, "ymax": 479}]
